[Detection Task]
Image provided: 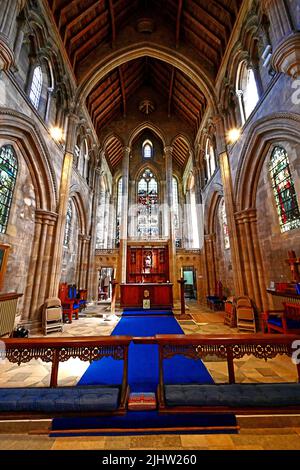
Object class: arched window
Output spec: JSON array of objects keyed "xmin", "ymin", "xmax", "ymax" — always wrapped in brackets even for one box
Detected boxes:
[
  {"xmin": 221, "ymin": 199, "xmax": 230, "ymax": 249},
  {"xmin": 173, "ymin": 176, "xmax": 181, "ymax": 245},
  {"xmin": 269, "ymin": 146, "xmax": 300, "ymax": 233},
  {"xmin": 116, "ymin": 177, "xmax": 123, "ymax": 245},
  {"xmin": 236, "ymin": 62, "xmax": 259, "ymax": 124},
  {"xmin": 64, "ymin": 200, "xmax": 73, "ymax": 247},
  {"xmin": 205, "ymin": 138, "xmax": 216, "ymax": 181},
  {"xmin": 0, "ymin": 145, "xmax": 18, "ymax": 234},
  {"xmin": 142, "ymin": 140, "xmax": 153, "ymax": 159},
  {"xmin": 29, "ymin": 65, "xmax": 43, "ymax": 109},
  {"xmin": 137, "ymin": 169, "xmax": 159, "ymax": 238}
]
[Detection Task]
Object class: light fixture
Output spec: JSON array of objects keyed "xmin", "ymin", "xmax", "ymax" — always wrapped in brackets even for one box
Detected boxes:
[
  {"xmin": 50, "ymin": 126, "xmax": 64, "ymax": 142},
  {"xmin": 227, "ymin": 128, "xmax": 241, "ymax": 144}
]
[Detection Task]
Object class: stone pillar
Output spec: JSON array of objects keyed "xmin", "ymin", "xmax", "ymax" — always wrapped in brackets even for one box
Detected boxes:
[
  {"xmin": 263, "ymin": 0, "xmax": 300, "ymax": 77},
  {"xmin": 79, "ymin": 235, "xmax": 90, "ymax": 289},
  {"xmin": 103, "ymin": 190, "xmax": 110, "ymax": 248},
  {"xmin": 119, "ymin": 146, "xmax": 130, "ymax": 283},
  {"xmin": 48, "ymin": 112, "xmax": 79, "ymax": 297},
  {"xmin": 0, "ymin": 0, "xmax": 23, "ymax": 71},
  {"xmin": 13, "ymin": 9, "xmax": 25, "ymax": 64},
  {"xmin": 204, "ymin": 234, "xmax": 217, "ymax": 296},
  {"xmin": 165, "ymin": 145, "xmax": 177, "ymax": 296},
  {"xmin": 213, "ymin": 114, "xmax": 244, "ymax": 296},
  {"xmin": 235, "ymin": 209, "xmax": 268, "ymax": 312},
  {"xmin": 87, "ymin": 166, "xmax": 101, "ymax": 301},
  {"xmin": 22, "ymin": 209, "xmax": 58, "ymax": 329},
  {"xmin": 191, "ymin": 151, "xmax": 204, "ymax": 249}
]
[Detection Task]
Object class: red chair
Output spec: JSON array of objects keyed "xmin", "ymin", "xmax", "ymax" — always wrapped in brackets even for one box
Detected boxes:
[
  {"xmin": 263, "ymin": 302, "xmax": 300, "ymax": 334},
  {"xmin": 58, "ymin": 283, "xmax": 79, "ymax": 323}
]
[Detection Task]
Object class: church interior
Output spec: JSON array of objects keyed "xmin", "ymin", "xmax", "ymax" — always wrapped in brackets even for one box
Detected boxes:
[{"xmin": 0, "ymin": 0, "xmax": 300, "ymax": 451}]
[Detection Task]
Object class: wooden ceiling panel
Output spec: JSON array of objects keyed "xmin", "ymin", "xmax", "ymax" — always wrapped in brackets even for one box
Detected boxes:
[{"xmin": 173, "ymin": 137, "xmax": 190, "ymax": 168}]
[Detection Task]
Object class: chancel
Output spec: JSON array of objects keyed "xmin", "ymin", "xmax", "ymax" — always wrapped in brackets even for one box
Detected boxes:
[{"xmin": 0, "ymin": 0, "xmax": 300, "ymax": 452}]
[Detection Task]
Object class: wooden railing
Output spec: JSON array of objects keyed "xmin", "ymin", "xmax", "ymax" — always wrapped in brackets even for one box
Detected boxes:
[
  {"xmin": 1, "ymin": 336, "xmax": 131, "ymax": 407},
  {"xmin": 133, "ymin": 333, "xmax": 300, "ymax": 387}
]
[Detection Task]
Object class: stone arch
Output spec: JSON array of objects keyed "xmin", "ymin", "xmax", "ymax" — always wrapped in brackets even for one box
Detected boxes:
[
  {"xmin": 204, "ymin": 188, "xmax": 224, "ymax": 235},
  {"xmin": 75, "ymin": 44, "xmax": 217, "ymax": 113},
  {"xmin": 235, "ymin": 113, "xmax": 300, "ymax": 211},
  {"xmin": 69, "ymin": 189, "xmax": 88, "ymax": 236},
  {"xmin": 128, "ymin": 122, "xmax": 166, "ymax": 148},
  {"xmin": 0, "ymin": 109, "xmax": 57, "ymax": 211}
]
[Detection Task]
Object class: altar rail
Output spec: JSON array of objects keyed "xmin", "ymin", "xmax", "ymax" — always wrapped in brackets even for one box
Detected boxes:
[
  {"xmin": 133, "ymin": 334, "xmax": 300, "ymax": 384},
  {"xmin": 0, "ymin": 336, "xmax": 131, "ymax": 402}
]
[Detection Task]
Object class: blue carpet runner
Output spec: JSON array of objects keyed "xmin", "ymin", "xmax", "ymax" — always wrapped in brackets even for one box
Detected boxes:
[{"xmin": 52, "ymin": 311, "xmax": 237, "ymax": 435}]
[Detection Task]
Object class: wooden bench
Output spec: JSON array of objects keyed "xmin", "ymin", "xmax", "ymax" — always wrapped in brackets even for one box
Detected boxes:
[
  {"xmin": 134, "ymin": 334, "xmax": 300, "ymax": 415},
  {"xmin": 263, "ymin": 302, "xmax": 300, "ymax": 334},
  {"xmin": 0, "ymin": 336, "xmax": 131, "ymax": 419}
]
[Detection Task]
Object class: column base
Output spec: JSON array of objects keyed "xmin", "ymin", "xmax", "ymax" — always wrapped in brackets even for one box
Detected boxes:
[{"xmin": 272, "ymin": 33, "xmax": 300, "ymax": 78}]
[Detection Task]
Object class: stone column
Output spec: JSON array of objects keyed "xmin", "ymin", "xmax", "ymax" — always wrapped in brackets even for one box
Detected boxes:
[
  {"xmin": 204, "ymin": 234, "xmax": 217, "ymax": 296},
  {"xmin": 48, "ymin": 112, "xmax": 79, "ymax": 297},
  {"xmin": 213, "ymin": 114, "xmax": 244, "ymax": 296},
  {"xmin": 87, "ymin": 166, "xmax": 101, "ymax": 301},
  {"xmin": 22, "ymin": 209, "xmax": 58, "ymax": 329},
  {"xmin": 263, "ymin": 0, "xmax": 300, "ymax": 77},
  {"xmin": 191, "ymin": 150, "xmax": 204, "ymax": 249},
  {"xmin": 13, "ymin": 9, "xmax": 25, "ymax": 64},
  {"xmin": 103, "ymin": 190, "xmax": 110, "ymax": 248},
  {"xmin": 119, "ymin": 146, "xmax": 130, "ymax": 283},
  {"xmin": 235, "ymin": 209, "xmax": 268, "ymax": 312},
  {"xmin": 165, "ymin": 145, "xmax": 177, "ymax": 296},
  {"xmin": 0, "ymin": 0, "xmax": 23, "ymax": 71},
  {"xmin": 79, "ymin": 235, "xmax": 91, "ymax": 289}
]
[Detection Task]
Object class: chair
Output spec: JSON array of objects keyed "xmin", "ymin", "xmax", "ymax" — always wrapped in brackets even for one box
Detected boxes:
[
  {"xmin": 42, "ymin": 298, "xmax": 63, "ymax": 335},
  {"xmin": 224, "ymin": 296, "xmax": 236, "ymax": 328},
  {"xmin": 58, "ymin": 283, "xmax": 79, "ymax": 323},
  {"xmin": 236, "ymin": 296, "xmax": 256, "ymax": 333},
  {"xmin": 264, "ymin": 302, "xmax": 300, "ymax": 334}
]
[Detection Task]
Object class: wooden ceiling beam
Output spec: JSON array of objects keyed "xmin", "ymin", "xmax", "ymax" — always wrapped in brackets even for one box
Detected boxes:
[
  {"xmin": 118, "ymin": 66, "xmax": 126, "ymax": 117},
  {"xmin": 175, "ymin": 0, "xmax": 183, "ymax": 48},
  {"xmin": 68, "ymin": 11, "xmax": 108, "ymax": 50},
  {"xmin": 168, "ymin": 67, "xmax": 175, "ymax": 117},
  {"xmin": 63, "ymin": 0, "xmax": 100, "ymax": 45},
  {"xmin": 58, "ymin": 0, "xmax": 82, "ymax": 29},
  {"xmin": 108, "ymin": 0, "xmax": 116, "ymax": 46}
]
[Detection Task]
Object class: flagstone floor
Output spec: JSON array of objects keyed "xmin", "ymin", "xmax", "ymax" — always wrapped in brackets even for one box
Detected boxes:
[{"xmin": 1, "ymin": 301, "xmax": 300, "ymax": 449}]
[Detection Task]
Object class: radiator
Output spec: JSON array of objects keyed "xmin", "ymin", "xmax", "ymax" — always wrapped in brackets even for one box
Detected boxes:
[{"xmin": 0, "ymin": 297, "xmax": 18, "ymax": 336}]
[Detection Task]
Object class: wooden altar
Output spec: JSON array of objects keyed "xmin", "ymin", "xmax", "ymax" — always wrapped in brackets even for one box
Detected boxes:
[{"xmin": 120, "ymin": 283, "xmax": 173, "ymax": 309}]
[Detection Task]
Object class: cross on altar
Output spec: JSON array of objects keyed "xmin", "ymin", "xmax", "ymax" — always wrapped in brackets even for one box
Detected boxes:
[{"xmin": 286, "ymin": 250, "xmax": 300, "ymax": 283}]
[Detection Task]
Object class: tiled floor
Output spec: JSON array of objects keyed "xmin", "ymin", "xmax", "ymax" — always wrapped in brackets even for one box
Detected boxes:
[{"xmin": 0, "ymin": 301, "xmax": 299, "ymax": 450}]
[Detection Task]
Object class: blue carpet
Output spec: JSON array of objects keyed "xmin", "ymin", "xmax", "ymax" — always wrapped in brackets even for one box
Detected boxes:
[
  {"xmin": 122, "ymin": 309, "xmax": 174, "ymax": 316},
  {"xmin": 78, "ymin": 314, "xmax": 213, "ymax": 392},
  {"xmin": 52, "ymin": 312, "xmax": 237, "ymax": 434}
]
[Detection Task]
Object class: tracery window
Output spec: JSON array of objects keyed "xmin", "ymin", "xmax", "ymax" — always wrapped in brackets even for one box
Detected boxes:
[
  {"xmin": 221, "ymin": 199, "xmax": 230, "ymax": 249},
  {"xmin": 116, "ymin": 177, "xmax": 123, "ymax": 245},
  {"xmin": 64, "ymin": 201, "xmax": 73, "ymax": 247},
  {"xmin": 29, "ymin": 65, "xmax": 43, "ymax": 109},
  {"xmin": 236, "ymin": 62, "xmax": 259, "ymax": 124},
  {"xmin": 205, "ymin": 138, "xmax": 216, "ymax": 181},
  {"xmin": 137, "ymin": 169, "xmax": 159, "ymax": 238},
  {"xmin": 269, "ymin": 146, "xmax": 300, "ymax": 233},
  {"xmin": 0, "ymin": 145, "xmax": 18, "ymax": 234},
  {"xmin": 143, "ymin": 140, "xmax": 153, "ymax": 159}
]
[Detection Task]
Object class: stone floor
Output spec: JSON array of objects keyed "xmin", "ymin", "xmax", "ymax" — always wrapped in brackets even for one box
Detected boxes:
[{"xmin": 0, "ymin": 301, "xmax": 299, "ymax": 450}]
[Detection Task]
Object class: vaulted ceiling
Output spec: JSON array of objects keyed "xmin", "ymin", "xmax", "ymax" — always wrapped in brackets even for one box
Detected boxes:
[
  {"xmin": 86, "ymin": 57, "xmax": 207, "ymax": 136},
  {"xmin": 45, "ymin": 0, "xmax": 243, "ymax": 168}
]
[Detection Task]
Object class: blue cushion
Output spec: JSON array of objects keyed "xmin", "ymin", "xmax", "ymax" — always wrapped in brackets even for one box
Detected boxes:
[
  {"xmin": 268, "ymin": 318, "xmax": 300, "ymax": 329},
  {"xmin": 164, "ymin": 383, "xmax": 300, "ymax": 408},
  {"xmin": 73, "ymin": 303, "xmax": 79, "ymax": 310},
  {"xmin": 0, "ymin": 386, "xmax": 120, "ymax": 413}
]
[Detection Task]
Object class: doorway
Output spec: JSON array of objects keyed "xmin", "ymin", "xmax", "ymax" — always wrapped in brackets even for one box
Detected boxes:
[
  {"xmin": 98, "ymin": 267, "xmax": 114, "ymax": 302},
  {"xmin": 183, "ymin": 266, "xmax": 197, "ymax": 300}
]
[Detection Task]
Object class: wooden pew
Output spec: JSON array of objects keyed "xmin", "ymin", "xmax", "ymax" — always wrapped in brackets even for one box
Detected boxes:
[
  {"xmin": 264, "ymin": 302, "xmax": 300, "ymax": 334},
  {"xmin": 0, "ymin": 336, "xmax": 131, "ymax": 419}
]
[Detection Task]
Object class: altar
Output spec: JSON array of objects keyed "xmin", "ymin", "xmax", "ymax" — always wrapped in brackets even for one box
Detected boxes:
[{"xmin": 120, "ymin": 283, "xmax": 173, "ymax": 309}]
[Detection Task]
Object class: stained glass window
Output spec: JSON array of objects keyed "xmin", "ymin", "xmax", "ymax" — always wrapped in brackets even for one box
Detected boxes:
[
  {"xmin": 269, "ymin": 146, "xmax": 300, "ymax": 233},
  {"xmin": 64, "ymin": 200, "xmax": 72, "ymax": 247},
  {"xmin": 116, "ymin": 177, "xmax": 123, "ymax": 245},
  {"xmin": 143, "ymin": 140, "xmax": 152, "ymax": 159},
  {"xmin": 137, "ymin": 169, "xmax": 159, "ymax": 238},
  {"xmin": 0, "ymin": 145, "xmax": 18, "ymax": 234},
  {"xmin": 221, "ymin": 199, "xmax": 230, "ymax": 249},
  {"xmin": 29, "ymin": 66, "xmax": 43, "ymax": 109}
]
